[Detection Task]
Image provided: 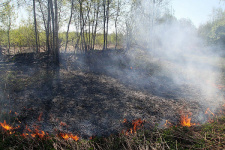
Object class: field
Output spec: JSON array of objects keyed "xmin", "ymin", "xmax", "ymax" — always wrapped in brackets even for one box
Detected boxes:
[{"xmin": 0, "ymin": 48, "xmax": 225, "ymax": 149}]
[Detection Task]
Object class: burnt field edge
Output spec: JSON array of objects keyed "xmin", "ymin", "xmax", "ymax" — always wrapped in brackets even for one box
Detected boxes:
[{"xmin": 0, "ymin": 115, "xmax": 224, "ymax": 150}]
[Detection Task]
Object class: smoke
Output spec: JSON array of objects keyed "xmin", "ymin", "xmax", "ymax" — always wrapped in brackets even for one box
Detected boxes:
[
  {"xmin": 126, "ymin": 0, "xmax": 224, "ymax": 122},
  {"xmin": 156, "ymin": 20, "xmax": 222, "ymax": 104}
]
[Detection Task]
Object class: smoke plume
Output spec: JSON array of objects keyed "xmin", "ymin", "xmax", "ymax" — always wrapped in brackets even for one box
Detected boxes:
[{"xmin": 127, "ymin": 0, "xmax": 224, "ymax": 123}]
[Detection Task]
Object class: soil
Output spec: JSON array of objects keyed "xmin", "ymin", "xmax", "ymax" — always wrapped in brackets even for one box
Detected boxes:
[{"xmin": 0, "ymin": 50, "xmax": 222, "ymax": 138}]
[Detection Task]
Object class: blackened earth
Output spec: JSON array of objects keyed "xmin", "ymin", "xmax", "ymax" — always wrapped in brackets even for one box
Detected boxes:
[{"xmin": 0, "ymin": 50, "xmax": 222, "ymax": 138}]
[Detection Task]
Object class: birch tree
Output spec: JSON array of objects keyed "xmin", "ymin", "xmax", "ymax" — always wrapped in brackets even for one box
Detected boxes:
[{"xmin": 0, "ymin": 0, "xmax": 14, "ymax": 54}]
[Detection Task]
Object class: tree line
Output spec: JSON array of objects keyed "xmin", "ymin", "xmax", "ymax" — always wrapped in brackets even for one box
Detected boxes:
[
  {"xmin": 0, "ymin": 0, "xmax": 225, "ymax": 65},
  {"xmin": 0, "ymin": 0, "xmax": 129, "ymax": 64}
]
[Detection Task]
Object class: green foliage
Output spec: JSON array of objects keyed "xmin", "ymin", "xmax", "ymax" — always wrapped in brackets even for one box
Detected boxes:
[
  {"xmin": 198, "ymin": 8, "xmax": 225, "ymax": 46},
  {"xmin": 11, "ymin": 25, "xmax": 35, "ymax": 47},
  {"xmin": 210, "ymin": 20, "xmax": 225, "ymax": 44},
  {"xmin": 0, "ymin": 1, "xmax": 15, "ymax": 29},
  {"xmin": 58, "ymin": 32, "xmax": 124, "ymax": 50},
  {"xmin": 0, "ymin": 24, "xmax": 48, "ymax": 50}
]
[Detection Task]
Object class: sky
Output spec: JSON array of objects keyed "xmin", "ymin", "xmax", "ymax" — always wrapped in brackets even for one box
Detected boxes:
[
  {"xmin": 171, "ymin": 0, "xmax": 225, "ymax": 27},
  {"xmin": 14, "ymin": 0, "xmax": 225, "ymax": 30}
]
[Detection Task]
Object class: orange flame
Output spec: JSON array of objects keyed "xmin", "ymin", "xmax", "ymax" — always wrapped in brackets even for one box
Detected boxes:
[
  {"xmin": 33, "ymin": 129, "xmax": 47, "ymax": 138},
  {"xmin": 0, "ymin": 120, "xmax": 13, "ymax": 131},
  {"xmin": 122, "ymin": 118, "xmax": 144, "ymax": 135},
  {"xmin": 132, "ymin": 118, "xmax": 144, "ymax": 133},
  {"xmin": 0, "ymin": 120, "xmax": 80, "ymax": 141},
  {"xmin": 23, "ymin": 125, "xmax": 48, "ymax": 139},
  {"xmin": 59, "ymin": 133, "xmax": 79, "ymax": 141},
  {"xmin": 180, "ymin": 115, "xmax": 195, "ymax": 127}
]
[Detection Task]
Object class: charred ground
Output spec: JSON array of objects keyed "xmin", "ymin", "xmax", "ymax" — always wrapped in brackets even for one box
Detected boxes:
[{"xmin": 0, "ymin": 49, "xmax": 220, "ymax": 138}]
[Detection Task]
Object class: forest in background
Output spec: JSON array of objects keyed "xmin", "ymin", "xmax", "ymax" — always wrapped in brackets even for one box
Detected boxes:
[{"xmin": 0, "ymin": 0, "xmax": 224, "ymax": 63}]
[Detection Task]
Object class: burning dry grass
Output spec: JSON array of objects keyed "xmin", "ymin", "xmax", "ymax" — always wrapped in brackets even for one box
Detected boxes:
[
  {"xmin": 1, "ymin": 116, "xmax": 225, "ymax": 149},
  {"xmin": 0, "ymin": 101, "xmax": 224, "ymax": 150}
]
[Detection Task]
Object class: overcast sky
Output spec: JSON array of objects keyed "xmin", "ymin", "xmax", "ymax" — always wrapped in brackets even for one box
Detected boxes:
[{"xmin": 171, "ymin": 0, "xmax": 225, "ymax": 27}]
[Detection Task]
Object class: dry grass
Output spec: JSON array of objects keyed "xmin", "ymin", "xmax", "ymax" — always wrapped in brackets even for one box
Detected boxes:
[{"xmin": 1, "ymin": 116, "xmax": 225, "ymax": 150}]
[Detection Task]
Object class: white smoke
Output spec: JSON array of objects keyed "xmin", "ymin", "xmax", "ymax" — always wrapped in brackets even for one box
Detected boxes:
[{"xmin": 128, "ymin": 0, "xmax": 224, "ymax": 122}]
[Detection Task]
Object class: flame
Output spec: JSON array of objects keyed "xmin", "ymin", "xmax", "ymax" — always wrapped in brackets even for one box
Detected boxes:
[
  {"xmin": 33, "ymin": 129, "xmax": 47, "ymax": 138},
  {"xmin": 132, "ymin": 118, "xmax": 144, "ymax": 133},
  {"xmin": 59, "ymin": 133, "xmax": 79, "ymax": 141},
  {"xmin": 23, "ymin": 125, "xmax": 48, "ymax": 139},
  {"xmin": 0, "ymin": 120, "xmax": 13, "ymax": 131},
  {"xmin": 180, "ymin": 115, "xmax": 195, "ymax": 127},
  {"xmin": 122, "ymin": 118, "xmax": 144, "ymax": 135},
  {"xmin": 0, "ymin": 120, "xmax": 80, "ymax": 141}
]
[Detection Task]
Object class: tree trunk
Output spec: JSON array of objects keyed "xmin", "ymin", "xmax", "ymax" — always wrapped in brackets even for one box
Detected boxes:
[
  {"xmin": 65, "ymin": 0, "xmax": 74, "ymax": 53},
  {"xmin": 50, "ymin": 0, "xmax": 55, "ymax": 54},
  {"xmin": 7, "ymin": 28, "xmax": 10, "ymax": 54},
  {"xmin": 47, "ymin": 0, "xmax": 51, "ymax": 55},
  {"xmin": 54, "ymin": 0, "xmax": 59, "ymax": 65},
  {"xmin": 78, "ymin": 1, "xmax": 84, "ymax": 52},
  {"xmin": 7, "ymin": 15, "xmax": 11, "ymax": 55},
  {"xmin": 38, "ymin": 0, "xmax": 49, "ymax": 53},
  {"xmin": 106, "ymin": 0, "xmax": 110, "ymax": 50},
  {"xmin": 33, "ymin": 0, "xmax": 39, "ymax": 53},
  {"xmin": 92, "ymin": 2, "xmax": 100, "ymax": 50},
  {"xmin": 115, "ymin": 0, "xmax": 120, "ymax": 50},
  {"xmin": 103, "ymin": 0, "xmax": 106, "ymax": 50}
]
